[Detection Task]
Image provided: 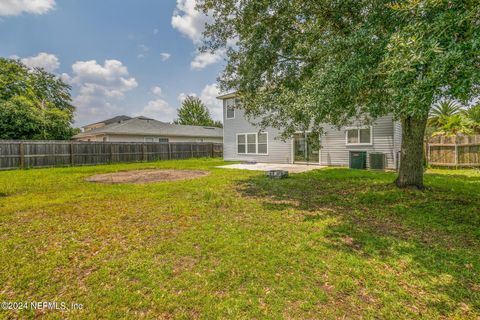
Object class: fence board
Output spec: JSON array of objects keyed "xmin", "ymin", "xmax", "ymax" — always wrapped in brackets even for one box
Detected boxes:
[
  {"xmin": 427, "ymin": 135, "xmax": 480, "ymax": 167},
  {"xmin": 0, "ymin": 140, "xmax": 223, "ymax": 170}
]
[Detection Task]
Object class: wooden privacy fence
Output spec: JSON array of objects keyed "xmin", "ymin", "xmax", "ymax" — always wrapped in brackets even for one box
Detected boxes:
[
  {"xmin": 0, "ymin": 140, "xmax": 223, "ymax": 170},
  {"xmin": 427, "ymin": 135, "xmax": 480, "ymax": 167}
]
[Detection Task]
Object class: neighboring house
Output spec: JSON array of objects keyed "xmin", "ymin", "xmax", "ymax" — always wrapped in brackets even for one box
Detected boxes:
[
  {"xmin": 73, "ymin": 116, "xmax": 223, "ymax": 143},
  {"xmin": 82, "ymin": 115, "xmax": 133, "ymax": 132},
  {"xmin": 218, "ymin": 93, "xmax": 402, "ymax": 169}
]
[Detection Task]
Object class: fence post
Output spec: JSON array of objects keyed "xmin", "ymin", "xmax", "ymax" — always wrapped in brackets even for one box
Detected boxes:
[
  {"xmin": 142, "ymin": 144, "xmax": 147, "ymax": 162},
  {"xmin": 19, "ymin": 142, "xmax": 25, "ymax": 169},
  {"xmin": 70, "ymin": 142, "xmax": 75, "ymax": 166},
  {"xmin": 191, "ymin": 144, "xmax": 194, "ymax": 158},
  {"xmin": 426, "ymin": 140, "xmax": 430, "ymax": 167},
  {"xmin": 211, "ymin": 143, "xmax": 214, "ymax": 158},
  {"xmin": 110, "ymin": 144, "xmax": 114, "ymax": 163},
  {"xmin": 168, "ymin": 143, "xmax": 171, "ymax": 160},
  {"xmin": 454, "ymin": 136, "xmax": 459, "ymax": 168}
]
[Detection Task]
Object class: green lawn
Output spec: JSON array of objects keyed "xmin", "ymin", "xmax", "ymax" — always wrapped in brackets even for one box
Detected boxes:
[{"xmin": 0, "ymin": 159, "xmax": 479, "ymax": 319}]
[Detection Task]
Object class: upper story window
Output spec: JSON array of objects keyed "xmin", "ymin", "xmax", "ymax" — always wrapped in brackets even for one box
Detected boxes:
[
  {"xmin": 345, "ymin": 126, "xmax": 372, "ymax": 145},
  {"xmin": 159, "ymin": 137, "xmax": 169, "ymax": 143},
  {"xmin": 225, "ymin": 98, "xmax": 236, "ymax": 119}
]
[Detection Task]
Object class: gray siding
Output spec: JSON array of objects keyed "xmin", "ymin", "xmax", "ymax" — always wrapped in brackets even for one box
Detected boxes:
[
  {"xmin": 223, "ymin": 100, "xmax": 293, "ymax": 163},
  {"xmin": 393, "ymin": 121, "xmax": 402, "ymax": 152},
  {"xmin": 222, "ymin": 97, "xmax": 401, "ymax": 168},
  {"xmin": 320, "ymin": 115, "xmax": 397, "ymax": 169},
  {"xmin": 393, "ymin": 120, "xmax": 402, "ymax": 169},
  {"xmin": 76, "ymin": 134, "xmax": 222, "ymax": 143},
  {"xmin": 105, "ymin": 134, "xmax": 221, "ymax": 143}
]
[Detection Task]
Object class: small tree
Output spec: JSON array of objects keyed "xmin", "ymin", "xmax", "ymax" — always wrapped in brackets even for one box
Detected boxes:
[{"xmin": 174, "ymin": 96, "xmax": 222, "ymax": 127}]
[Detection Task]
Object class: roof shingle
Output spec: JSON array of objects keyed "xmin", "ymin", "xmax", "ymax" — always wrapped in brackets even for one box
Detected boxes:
[{"xmin": 74, "ymin": 117, "xmax": 223, "ymax": 138}]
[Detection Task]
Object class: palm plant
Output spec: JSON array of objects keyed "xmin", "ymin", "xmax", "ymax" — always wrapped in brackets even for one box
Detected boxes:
[
  {"xmin": 463, "ymin": 104, "xmax": 480, "ymax": 133},
  {"xmin": 433, "ymin": 114, "xmax": 474, "ymax": 136},
  {"xmin": 428, "ymin": 100, "xmax": 462, "ymax": 128}
]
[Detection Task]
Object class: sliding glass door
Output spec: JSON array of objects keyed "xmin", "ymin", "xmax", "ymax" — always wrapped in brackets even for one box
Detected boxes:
[{"xmin": 293, "ymin": 132, "xmax": 319, "ymax": 163}]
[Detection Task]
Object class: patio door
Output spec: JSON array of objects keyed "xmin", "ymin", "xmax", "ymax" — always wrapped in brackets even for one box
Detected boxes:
[{"xmin": 294, "ymin": 132, "xmax": 319, "ymax": 163}]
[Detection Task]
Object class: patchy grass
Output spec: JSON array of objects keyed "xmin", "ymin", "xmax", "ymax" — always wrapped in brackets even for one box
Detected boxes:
[{"xmin": 0, "ymin": 159, "xmax": 479, "ymax": 319}]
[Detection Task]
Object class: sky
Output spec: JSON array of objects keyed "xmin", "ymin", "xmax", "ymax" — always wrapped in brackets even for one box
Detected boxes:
[{"xmin": 0, "ymin": 0, "xmax": 226, "ymax": 126}]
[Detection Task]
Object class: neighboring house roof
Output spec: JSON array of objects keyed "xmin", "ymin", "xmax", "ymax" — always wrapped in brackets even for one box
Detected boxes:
[
  {"xmin": 82, "ymin": 115, "xmax": 133, "ymax": 129},
  {"xmin": 74, "ymin": 117, "xmax": 223, "ymax": 139},
  {"xmin": 216, "ymin": 92, "xmax": 238, "ymax": 100}
]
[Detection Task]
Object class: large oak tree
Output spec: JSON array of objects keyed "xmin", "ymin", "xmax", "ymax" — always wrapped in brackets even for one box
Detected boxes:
[
  {"xmin": 199, "ymin": 0, "xmax": 479, "ymax": 188},
  {"xmin": 0, "ymin": 58, "xmax": 78, "ymax": 140}
]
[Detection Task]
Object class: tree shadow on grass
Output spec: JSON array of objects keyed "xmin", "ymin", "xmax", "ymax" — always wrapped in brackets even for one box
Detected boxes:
[{"xmin": 236, "ymin": 168, "xmax": 480, "ymax": 317}]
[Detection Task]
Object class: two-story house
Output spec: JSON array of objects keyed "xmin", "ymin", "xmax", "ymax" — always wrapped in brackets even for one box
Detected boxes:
[{"xmin": 218, "ymin": 93, "xmax": 402, "ymax": 170}]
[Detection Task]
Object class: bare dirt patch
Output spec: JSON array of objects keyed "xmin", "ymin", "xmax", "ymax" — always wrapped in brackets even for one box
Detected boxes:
[{"xmin": 86, "ymin": 169, "xmax": 210, "ymax": 184}]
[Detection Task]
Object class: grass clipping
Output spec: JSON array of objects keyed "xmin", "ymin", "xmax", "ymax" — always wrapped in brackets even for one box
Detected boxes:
[{"xmin": 86, "ymin": 169, "xmax": 209, "ymax": 184}]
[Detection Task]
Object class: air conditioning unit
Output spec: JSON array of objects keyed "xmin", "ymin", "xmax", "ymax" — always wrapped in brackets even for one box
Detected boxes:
[
  {"xmin": 349, "ymin": 151, "xmax": 367, "ymax": 169},
  {"xmin": 369, "ymin": 152, "xmax": 386, "ymax": 170}
]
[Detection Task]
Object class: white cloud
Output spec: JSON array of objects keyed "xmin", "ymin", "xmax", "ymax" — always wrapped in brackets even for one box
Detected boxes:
[
  {"xmin": 0, "ymin": 0, "xmax": 55, "ymax": 16},
  {"xmin": 172, "ymin": 0, "xmax": 224, "ymax": 70},
  {"xmin": 191, "ymin": 50, "xmax": 223, "ymax": 70},
  {"xmin": 178, "ymin": 83, "xmax": 223, "ymax": 120},
  {"xmin": 136, "ymin": 44, "xmax": 149, "ymax": 59},
  {"xmin": 153, "ymin": 28, "xmax": 159, "ymax": 35},
  {"xmin": 177, "ymin": 92, "xmax": 196, "ymax": 102},
  {"xmin": 136, "ymin": 99, "xmax": 176, "ymax": 122},
  {"xmin": 19, "ymin": 52, "xmax": 60, "ymax": 72},
  {"xmin": 171, "ymin": 0, "xmax": 208, "ymax": 44},
  {"xmin": 65, "ymin": 59, "xmax": 138, "ymax": 124},
  {"xmin": 199, "ymin": 83, "xmax": 223, "ymax": 120},
  {"xmin": 69, "ymin": 60, "xmax": 137, "ymax": 91},
  {"xmin": 151, "ymin": 86, "xmax": 162, "ymax": 96},
  {"xmin": 160, "ymin": 52, "xmax": 171, "ymax": 61}
]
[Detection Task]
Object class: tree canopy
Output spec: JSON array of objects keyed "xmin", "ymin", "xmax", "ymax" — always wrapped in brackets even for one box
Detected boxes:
[
  {"xmin": 199, "ymin": 0, "xmax": 480, "ymax": 188},
  {"xmin": 0, "ymin": 58, "xmax": 78, "ymax": 140},
  {"xmin": 174, "ymin": 95, "xmax": 222, "ymax": 127}
]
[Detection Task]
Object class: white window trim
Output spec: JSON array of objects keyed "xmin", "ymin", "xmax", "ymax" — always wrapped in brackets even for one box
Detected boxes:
[
  {"xmin": 345, "ymin": 126, "xmax": 373, "ymax": 146},
  {"xmin": 225, "ymin": 99, "xmax": 235, "ymax": 119},
  {"xmin": 236, "ymin": 133, "xmax": 246, "ymax": 154},
  {"xmin": 144, "ymin": 137, "xmax": 155, "ymax": 142},
  {"xmin": 236, "ymin": 132, "xmax": 268, "ymax": 155},
  {"xmin": 257, "ymin": 132, "xmax": 268, "ymax": 155}
]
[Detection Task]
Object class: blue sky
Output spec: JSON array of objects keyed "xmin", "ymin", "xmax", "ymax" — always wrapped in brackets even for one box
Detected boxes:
[{"xmin": 0, "ymin": 0, "xmax": 225, "ymax": 126}]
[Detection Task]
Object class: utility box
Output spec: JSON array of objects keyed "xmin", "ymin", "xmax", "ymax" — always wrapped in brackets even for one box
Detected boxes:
[
  {"xmin": 349, "ymin": 151, "xmax": 367, "ymax": 169},
  {"xmin": 369, "ymin": 152, "xmax": 386, "ymax": 170}
]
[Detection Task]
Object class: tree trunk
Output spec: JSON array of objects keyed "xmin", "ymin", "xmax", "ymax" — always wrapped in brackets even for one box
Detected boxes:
[{"xmin": 395, "ymin": 116, "xmax": 428, "ymax": 189}]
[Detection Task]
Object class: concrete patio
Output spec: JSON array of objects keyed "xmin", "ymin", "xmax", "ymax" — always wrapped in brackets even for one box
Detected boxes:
[{"xmin": 217, "ymin": 162, "xmax": 325, "ymax": 173}]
